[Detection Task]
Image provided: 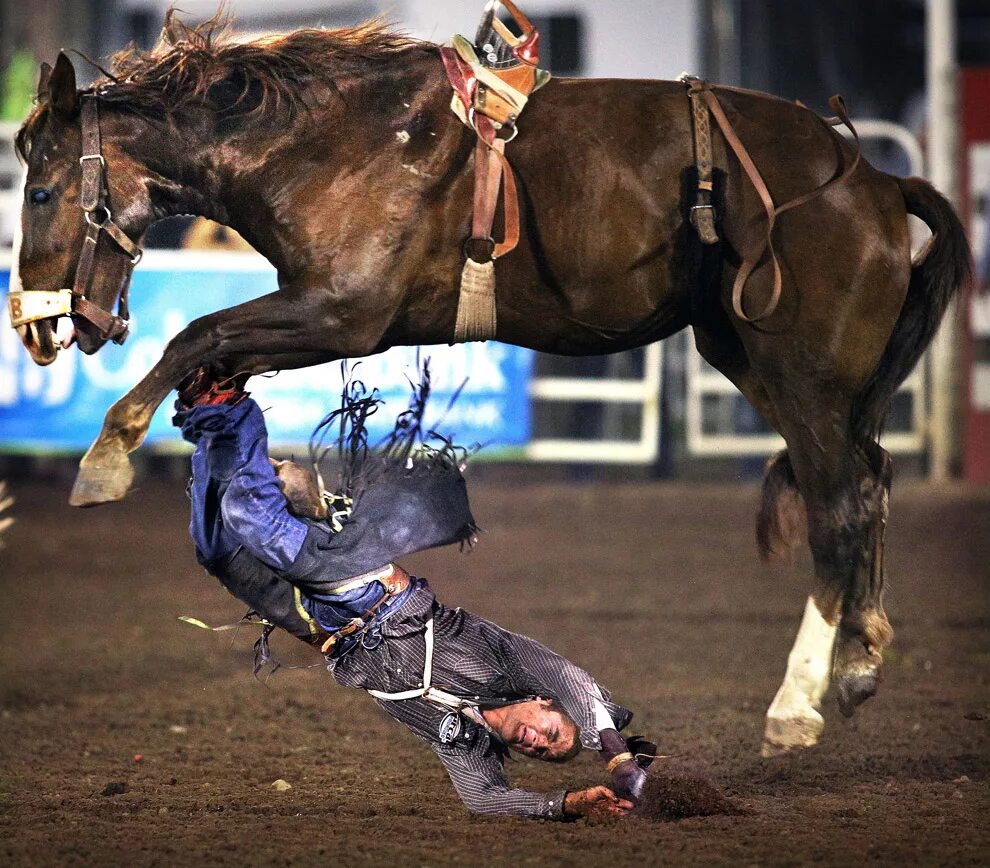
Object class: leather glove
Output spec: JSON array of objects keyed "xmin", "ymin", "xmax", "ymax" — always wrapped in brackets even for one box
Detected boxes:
[{"xmin": 610, "ymin": 758, "xmax": 648, "ymax": 802}]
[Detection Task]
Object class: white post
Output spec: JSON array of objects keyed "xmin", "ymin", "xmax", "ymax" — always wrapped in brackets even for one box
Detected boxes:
[{"xmin": 926, "ymin": 0, "xmax": 960, "ymax": 481}]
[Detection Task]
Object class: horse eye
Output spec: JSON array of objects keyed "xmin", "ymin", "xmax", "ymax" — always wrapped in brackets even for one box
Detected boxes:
[{"xmin": 29, "ymin": 188, "xmax": 52, "ymax": 205}]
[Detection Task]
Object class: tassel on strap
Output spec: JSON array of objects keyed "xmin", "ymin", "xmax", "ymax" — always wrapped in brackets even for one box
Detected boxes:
[{"xmin": 453, "ymin": 258, "xmax": 497, "ymax": 342}]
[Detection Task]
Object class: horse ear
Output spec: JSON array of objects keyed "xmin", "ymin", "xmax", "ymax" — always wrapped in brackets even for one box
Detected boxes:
[
  {"xmin": 37, "ymin": 62, "xmax": 53, "ymax": 100},
  {"xmin": 49, "ymin": 52, "xmax": 80, "ymax": 119}
]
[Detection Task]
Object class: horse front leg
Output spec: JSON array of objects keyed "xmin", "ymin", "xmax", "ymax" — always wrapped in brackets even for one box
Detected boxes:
[{"xmin": 69, "ymin": 288, "xmax": 383, "ymax": 506}]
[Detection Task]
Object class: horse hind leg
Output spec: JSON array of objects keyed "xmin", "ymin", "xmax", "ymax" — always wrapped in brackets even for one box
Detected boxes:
[
  {"xmin": 762, "ymin": 593, "xmax": 837, "ymax": 756},
  {"xmin": 832, "ymin": 440, "xmax": 894, "ymax": 717},
  {"xmin": 688, "ymin": 332, "xmax": 832, "ymax": 752},
  {"xmin": 690, "ymin": 354, "xmax": 836, "ymax": 753},
  {"xmin": 760, "ymin": 431, "xmax": 893, "ymax": 755},
  {"xmin": 694, "ymin": 323, "xmax": 892, "ymax": 753}
]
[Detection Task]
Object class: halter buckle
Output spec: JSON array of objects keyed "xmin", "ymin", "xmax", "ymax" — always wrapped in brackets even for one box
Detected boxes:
[
  {"xmin": 84, "ymin": 207, "xmax": 110, "ymax": 228},
  {"xmin": 79, "ymin": 153, "xmax": 106, "ymax": 168}
]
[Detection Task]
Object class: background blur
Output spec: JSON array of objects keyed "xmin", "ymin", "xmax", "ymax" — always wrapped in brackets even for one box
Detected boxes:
[{"xmin": 1, "ymin": 0, "xmax": 988, "ymax": 484}]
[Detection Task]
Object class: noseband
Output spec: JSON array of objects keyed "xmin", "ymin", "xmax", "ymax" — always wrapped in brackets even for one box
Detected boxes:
[{"xmin": 7, "ymin": 95, "xmax": 142, "ymax": 344}]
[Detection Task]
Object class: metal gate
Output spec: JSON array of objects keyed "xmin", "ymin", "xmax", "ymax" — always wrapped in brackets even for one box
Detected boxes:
[{"xmin": 526, "ymin": 344, "xmax": 663, "ymax": 463}]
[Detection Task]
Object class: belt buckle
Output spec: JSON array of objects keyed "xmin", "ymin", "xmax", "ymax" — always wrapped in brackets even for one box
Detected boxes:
[
  {"xmin": 321, "ymin": 617, "xmax": 366, "ymax": 656},
  {"xmin": 339, "ymin": 617, "xmax": 365, "ymax": 637}
]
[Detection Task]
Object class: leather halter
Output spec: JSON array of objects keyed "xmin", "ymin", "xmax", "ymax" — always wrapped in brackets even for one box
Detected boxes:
[{"xmin": 7, "ymin": 95, "xmax": 141, "ymax": 344}]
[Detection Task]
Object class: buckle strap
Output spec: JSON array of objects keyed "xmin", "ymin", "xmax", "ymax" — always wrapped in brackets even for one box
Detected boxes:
[
  {"xmin": 79, "ymin": 98, "xmax": 104, "ymax": 213},
  {"xmin": 692, "ymin": 85, "xmax": 862, "ymax": 324},
  {"xmin": 72, "ymin": 297, "xmax": 130, "ymax": 343},
  {"xmin": 319, "ymin": 567, "xmax": 411, "ymax": 655},
  {"xmin": 685, "ymin": 79, "xmax": 719, "ymax": 245}
]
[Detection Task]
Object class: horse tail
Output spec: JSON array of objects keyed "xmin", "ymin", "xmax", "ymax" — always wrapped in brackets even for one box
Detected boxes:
[
  {"xmin": 851, "ymin": 176, "xmax": 972, "ymax": 443},
  {"xmin": 756, "ymin": 450, "xmax": 805, "ymax": 561}
]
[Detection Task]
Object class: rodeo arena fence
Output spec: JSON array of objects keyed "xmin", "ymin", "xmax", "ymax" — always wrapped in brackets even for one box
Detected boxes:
[{"xmin": 0, "ymin": 120, "xmax": 930, "ymax": 469}]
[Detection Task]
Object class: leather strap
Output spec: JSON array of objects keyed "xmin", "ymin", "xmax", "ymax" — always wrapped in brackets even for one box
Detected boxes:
[
  {"xmin": 441, "ymin": 47, "xmax": 522, "ymax": 264},
  {"xmin": 66, "ymin": 96, "xmax": 143, "ymax": 344},
  {"xmin": 692, "ymin": 84, "xmax": 862, "ymax": 323},
  {"xmin": 320, "ymin": 565, "xmax": 411, "ymax": 655},
  {"xmin": 686, "ymin": 80, "xmax": 719, "ymax": 245},
  {"xmin": 440, "ymin": 46, "xmax": 474, "ymax": 115},
  {"xmin": 472, "ymin": 115, "xmax": 520, "ymax": 259}
]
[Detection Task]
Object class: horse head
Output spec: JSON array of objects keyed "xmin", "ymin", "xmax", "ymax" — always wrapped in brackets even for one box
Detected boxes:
[{"xmin": 14, "ymin": 53, "xmax": 149, "ymax": 363}]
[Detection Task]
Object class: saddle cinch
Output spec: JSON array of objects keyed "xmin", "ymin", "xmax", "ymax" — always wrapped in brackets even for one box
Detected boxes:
[{"xmin": 443, "ymin": 2, "xmax": 862, "ymax": 341}]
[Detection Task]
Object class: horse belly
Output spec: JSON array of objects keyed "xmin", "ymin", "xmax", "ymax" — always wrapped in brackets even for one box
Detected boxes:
[{"xmin": 497, "ymin": 80, "xmax": 697, "ymax": 353}]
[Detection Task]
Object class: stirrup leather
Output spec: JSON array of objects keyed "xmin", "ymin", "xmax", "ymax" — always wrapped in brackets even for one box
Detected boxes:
[{"xmin": 440, "ymin": 1, "xmax": 550, "ymax": 343}]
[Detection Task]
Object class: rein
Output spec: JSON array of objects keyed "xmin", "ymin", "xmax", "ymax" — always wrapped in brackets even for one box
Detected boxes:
[{"xmin": 7, "ymin": 95, "xmax": 142, "ymax": 344}]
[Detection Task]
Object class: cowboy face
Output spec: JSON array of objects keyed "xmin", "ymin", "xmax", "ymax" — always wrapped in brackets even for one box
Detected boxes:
[{"xmin": 486, "ymin": 698, "xmax": 580, "ymax": 762}]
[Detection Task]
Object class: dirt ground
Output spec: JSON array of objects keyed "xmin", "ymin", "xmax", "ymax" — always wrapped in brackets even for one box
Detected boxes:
[{"xmin": 0, "ymin": 475, "xmax": 987, "ymax": 866}]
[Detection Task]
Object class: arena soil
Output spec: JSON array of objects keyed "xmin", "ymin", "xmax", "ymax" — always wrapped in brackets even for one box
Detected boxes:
[{"xmin": 0, "ymin": 477, "xmax": 987, "ymax": 866}]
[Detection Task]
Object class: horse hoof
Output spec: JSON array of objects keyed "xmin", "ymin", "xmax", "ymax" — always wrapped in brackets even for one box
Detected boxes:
[
  {"xmin": 836, "ymin": 670, "xmax": 879, "ymax": 718},
  {"xmin": 69, "ymin": 454, "xmax": 135, "ymax": 507},
  {"xmin": 760, "ymin": 708, "xmax": 824, "ymax": 757}
]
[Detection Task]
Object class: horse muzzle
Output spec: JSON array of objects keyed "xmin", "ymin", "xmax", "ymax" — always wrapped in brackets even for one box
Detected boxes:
[
  {"xmin": 8, "ymin": 285, "xmax": 130, "ymax": 357},
  {"xmin": 8, "ymin": 289, "xmax": 79, "ymax": 365},
  {"xmin": 16, "ymin": 319, "xmax": 60, "ymax": 366}
]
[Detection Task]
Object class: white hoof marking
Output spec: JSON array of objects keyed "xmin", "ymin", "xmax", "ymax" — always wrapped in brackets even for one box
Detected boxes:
[{"xmin": 763, "ymin": 596, "xmax": 838, "ymax": 753}]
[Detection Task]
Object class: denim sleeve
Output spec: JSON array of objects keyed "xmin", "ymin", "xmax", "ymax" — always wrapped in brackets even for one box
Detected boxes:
[{"xmin": 175, "ymin": 398, "xmax": 308, "ymax": 572}]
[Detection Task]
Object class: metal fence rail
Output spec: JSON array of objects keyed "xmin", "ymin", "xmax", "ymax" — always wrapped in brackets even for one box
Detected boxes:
[{"xmin": 526, "ymin": 343, "xmax": 662, "ymax": 463}]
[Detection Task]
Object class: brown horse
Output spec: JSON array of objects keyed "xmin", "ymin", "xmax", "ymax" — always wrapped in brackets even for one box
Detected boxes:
[{"xmin": 12, "ymin": 16, "xmax": 970, "ymax": 756}]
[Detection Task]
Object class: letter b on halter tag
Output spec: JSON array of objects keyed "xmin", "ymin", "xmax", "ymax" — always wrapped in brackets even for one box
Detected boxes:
[{"xmin": 438, "ymin": 712, "xmax": 462, "ymax": 744}]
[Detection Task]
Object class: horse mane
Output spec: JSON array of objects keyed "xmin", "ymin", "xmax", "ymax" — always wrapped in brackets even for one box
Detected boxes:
[{"xmin": 16, "ymin": 8, "xmax": 428, "ymax": 158}]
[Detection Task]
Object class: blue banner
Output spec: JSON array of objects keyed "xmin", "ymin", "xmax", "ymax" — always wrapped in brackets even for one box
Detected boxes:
[{"xmin": 0, "ymin": 262, "xmax": 533, "ymax": 453}]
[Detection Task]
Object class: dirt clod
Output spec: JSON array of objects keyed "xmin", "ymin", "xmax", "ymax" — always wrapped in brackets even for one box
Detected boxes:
[
  {"xmin": 100, "ymin": 782, "xmax": 128, "ymax": 797},
  {"xmin": 635, "ymin": 772, "xmax": 743, "ymax": 821}
]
